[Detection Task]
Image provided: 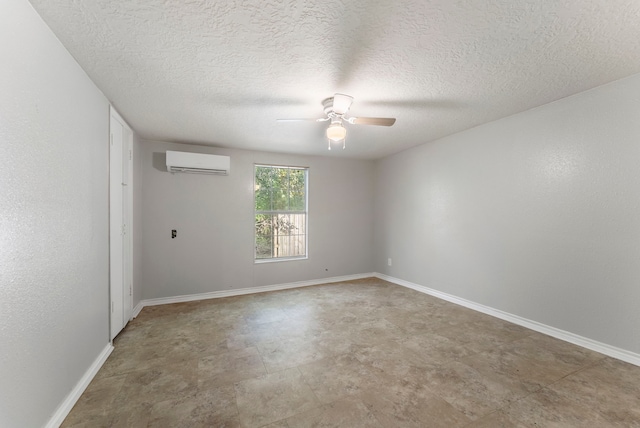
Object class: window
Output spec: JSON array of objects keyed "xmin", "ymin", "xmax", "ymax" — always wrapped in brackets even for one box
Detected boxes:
[{"xmin": 254, "ymin": 165, "xmax": 308, "ymax": 261}]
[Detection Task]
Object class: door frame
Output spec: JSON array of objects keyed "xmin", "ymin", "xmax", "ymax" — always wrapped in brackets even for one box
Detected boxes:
[{"xmin": 109, "ymin": 105, "xmax": 134, "ymax": 340}]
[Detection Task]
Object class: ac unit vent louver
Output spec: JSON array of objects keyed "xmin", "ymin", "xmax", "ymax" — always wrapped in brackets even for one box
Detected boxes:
[{"xmin": 166, "ymin": 151, "xmax": 230, "ymax": 175}]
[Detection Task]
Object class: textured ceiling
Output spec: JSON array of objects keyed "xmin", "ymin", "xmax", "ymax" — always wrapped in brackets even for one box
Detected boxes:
[{"xmin": 29, "ymin": 0, "xmax": 640, "ymax": 159}]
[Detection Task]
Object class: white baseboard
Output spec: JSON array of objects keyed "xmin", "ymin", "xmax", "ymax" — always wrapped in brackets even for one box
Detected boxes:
[
  {"xmin": 137, "ymin": 273, "xmax": 374, "ymax": 310},
  {"xmin": 128, "ymin": 272, "xmax": 640, "ymax": 367},
  {"xmin": 45, "ymin": 344, "xmax": 114, "ymax": 428},
  {"xmin": 132, "ymin": 300, "xmax": 144, "ymax": 318},
  {"xmin": 44, "ymin": 273, "xmax": 637, "ymax": 427},
  {"xmin": 374, "ymin": 272, "xmax": 640, "ymax": 367}
]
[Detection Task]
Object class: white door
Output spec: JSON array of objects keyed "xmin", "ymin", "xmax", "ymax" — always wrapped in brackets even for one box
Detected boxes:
[
  {"xmin": 122, "ymin": 126, "xmax": 133, "ymax": 323},
  {"xmin": 110, "ymin": 107, "xmax": 133, "ymax": 340}
]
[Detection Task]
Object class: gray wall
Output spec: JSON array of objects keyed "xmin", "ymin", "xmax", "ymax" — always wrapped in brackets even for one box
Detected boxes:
[
  {"xmin": 0, "ymin": 0, "xmax": 110, "ymax": 426},
  {"xmin": 140, "ymin": 140, "xmax": 375, "ymax": 299},
  {"xmin": 374, "ymin": 73, "xmax": 640, "ymax": 355}
]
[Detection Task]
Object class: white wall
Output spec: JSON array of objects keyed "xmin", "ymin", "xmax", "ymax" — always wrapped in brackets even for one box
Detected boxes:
[
  {"xmin": 140, "ymin": 141, "xmax": 375, "ymax": 300},
  {"xmin": 0, "ymin": 1, "xmax": 110, "ymax": 426},
  {"xmin": 374, "ymin": 73, "xmax": 640, "ymax": 355}
]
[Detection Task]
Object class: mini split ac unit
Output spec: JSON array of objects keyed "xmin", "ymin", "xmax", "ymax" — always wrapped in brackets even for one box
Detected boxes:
[{"xmin": 166, "ymin": 151, "xmax": 230, "ymax": 175}]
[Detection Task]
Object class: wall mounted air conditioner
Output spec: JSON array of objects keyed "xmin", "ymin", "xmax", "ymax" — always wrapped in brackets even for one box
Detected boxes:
[{"xmin": 166, "ymin": 151, "xmax": 230, "ymax": 175}]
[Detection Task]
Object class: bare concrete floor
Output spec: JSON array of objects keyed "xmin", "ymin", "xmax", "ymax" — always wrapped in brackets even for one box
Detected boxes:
[{"xmin": 63, "ymin": 278, "xmax": 640, "ymax": 427}]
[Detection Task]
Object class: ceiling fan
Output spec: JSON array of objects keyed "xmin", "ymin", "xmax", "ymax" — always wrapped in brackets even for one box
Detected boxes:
[{"xmin": 277, "ymin": 93, "xmax": 396, "ymax": 150}]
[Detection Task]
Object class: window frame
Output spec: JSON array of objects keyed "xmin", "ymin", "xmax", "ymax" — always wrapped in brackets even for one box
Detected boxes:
[{"xmin": 253, "ymin": 164, "xmax": 309, "ymax": 263}]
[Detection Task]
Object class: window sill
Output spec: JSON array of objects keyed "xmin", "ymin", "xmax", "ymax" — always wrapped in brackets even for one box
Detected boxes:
[{"xmin": 254, "ymin": 256, "xmax": 308, "ymax": 264}]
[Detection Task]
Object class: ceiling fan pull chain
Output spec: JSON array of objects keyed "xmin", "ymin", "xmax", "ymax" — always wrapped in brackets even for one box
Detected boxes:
[
  {"xmin": 328, "ymin": 140, "xmax": 331, "ymax": 150},
  {"xmin": 343, "ymin": 139, "xmax": 346, "ymax": 150}
]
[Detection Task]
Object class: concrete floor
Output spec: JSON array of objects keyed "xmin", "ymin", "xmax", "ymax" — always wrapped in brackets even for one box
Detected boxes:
[{"xmin": 63, "ymin": 278, "xmax": 640, "ymax": 427}]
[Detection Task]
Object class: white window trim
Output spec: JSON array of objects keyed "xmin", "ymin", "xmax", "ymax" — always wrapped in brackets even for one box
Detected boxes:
[{"xmin": 253, "ymin": 164, "xmax": 309, "ymax": 263}]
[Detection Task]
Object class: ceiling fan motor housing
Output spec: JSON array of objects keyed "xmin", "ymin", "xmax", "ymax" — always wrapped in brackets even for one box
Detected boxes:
[{"xmin": 323, "ymin": 97, "xmax": 337, "ymax": 117}]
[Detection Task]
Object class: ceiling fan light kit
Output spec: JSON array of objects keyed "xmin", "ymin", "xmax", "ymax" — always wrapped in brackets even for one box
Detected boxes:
[
  {"xmin": 326, "ymin": 122, "xmax": 347, "ymax": 150},
  {"xmin": 278, "ymin": 93, "xmax": 396, "ymax": 151}
]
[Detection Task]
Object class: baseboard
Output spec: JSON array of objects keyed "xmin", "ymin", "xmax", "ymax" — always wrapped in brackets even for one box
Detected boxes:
[
  {"xmin": 374, "ymin": 272, "xmax": 640, "ymax": 367},
  {"xmin": 45, "ymin": 344, "xmax": 114, "ymax": 428},
  {"xmin": 138, "ymin": 273, "xmax": 374, "ymax": 309},
  {"xmin": 130, "ymin": 272, "xmax": 640, "ymax": 367},
  {"xmin": 131, "ymin": 300, "xmax": 144, "ymax": 318}
]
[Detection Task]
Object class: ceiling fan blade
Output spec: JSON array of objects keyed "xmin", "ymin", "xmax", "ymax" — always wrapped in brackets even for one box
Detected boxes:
[
  {"xmin": 332, "ymin": 93, "xmax": 354, "ymax": 115},
  {"xmin": 276, "ymin": 118, "xmax": 329, "ymax": 122},
  {"xmin": 348, "ymin": 117, "xmax": 396, "ymax": 126}
]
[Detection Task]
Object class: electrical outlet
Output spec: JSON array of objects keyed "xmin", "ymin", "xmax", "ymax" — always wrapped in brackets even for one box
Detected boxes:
[{"xmin": 388, "ymin": 258, "xmax": 392, "ymax": 266}]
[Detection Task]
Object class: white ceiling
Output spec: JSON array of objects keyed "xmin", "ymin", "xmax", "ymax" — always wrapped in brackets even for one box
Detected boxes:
[{"xmin": 29, "ymin": 0, "xmax": 640, "ymax": 159}]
